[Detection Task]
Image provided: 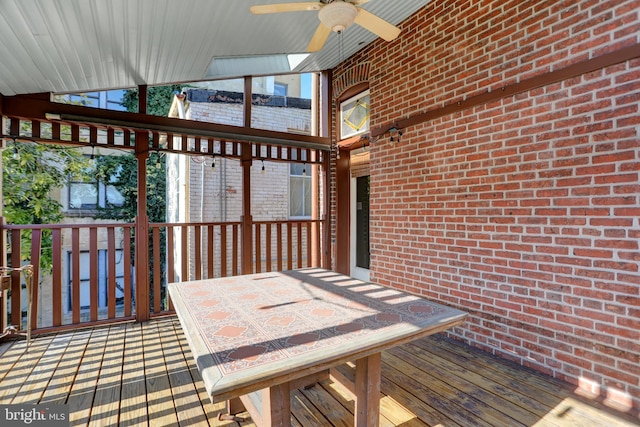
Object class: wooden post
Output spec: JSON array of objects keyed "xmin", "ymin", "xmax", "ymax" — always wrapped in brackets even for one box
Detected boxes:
[
  {"xmin": 240, "ymin": 142, "xmax": 253, "ymax": 275},
  {"xmin": 135, "ymin": 131, "xmax": 150, "ymax": 322},
  {"xmin": 321, "ymin": 71, "xmax": 332, "ymax": 270},
  {"xmin": 243, "ymin": 76, "xmax": 252, "ymax": 128},
  {"xmin": 138, "ymin": 85, "xmax": 148, "ymax": 114},
  {"xmin": 354, "ymin": 353, "xmax": 381, "ymax": 427}
]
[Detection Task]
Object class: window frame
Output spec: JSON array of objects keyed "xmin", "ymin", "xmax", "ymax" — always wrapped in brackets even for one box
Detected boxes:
[
  {"xmin": 339, "ymin": 89, "xmax": 370, "ymax": 140},
  {"xmin": 288, "ymin": 151, "xmax": 312, "ymax": 219}
]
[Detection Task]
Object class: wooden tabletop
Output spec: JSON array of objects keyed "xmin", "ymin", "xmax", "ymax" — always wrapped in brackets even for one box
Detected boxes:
[{"xmin": 168, "ymin": 268, "xmax": 468, "ymax": 403}]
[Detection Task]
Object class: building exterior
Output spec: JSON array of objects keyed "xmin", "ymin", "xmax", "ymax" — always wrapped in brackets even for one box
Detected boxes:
[
  {"xmin": 331, "ymin": 0, "xmax": 639, "ymax": 412},
  {"xmin": 167, "ymin": 77, "xmax": 317, "ymax": 279}
]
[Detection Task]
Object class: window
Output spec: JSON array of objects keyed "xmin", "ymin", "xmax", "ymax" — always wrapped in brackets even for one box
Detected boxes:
[
  {"xmin": 340, "ymin": 90, "xmax": 370, "ymax": 139},
  {"xmin": 289, "ymin": 153, "xmax": 311, "ymax": 218},
  {"xmin": 68, "ymin": 162, "xmax": 124, "ymax": 210},
  {"xmin": 67, "ymin": 250, "xmax": 126, "ymax": 311},
  {"xmin": 274, "ymin": 82, "xmax": 288, "ymax": 96},
  {"xmin": 59, "ymin": 89, "xmax": 127, "ymax": 111}
]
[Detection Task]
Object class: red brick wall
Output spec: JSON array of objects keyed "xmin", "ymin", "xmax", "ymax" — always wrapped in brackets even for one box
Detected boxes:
[{"xmin": 333, "ymin": 0, "xmax": 640, "ymax": 414}]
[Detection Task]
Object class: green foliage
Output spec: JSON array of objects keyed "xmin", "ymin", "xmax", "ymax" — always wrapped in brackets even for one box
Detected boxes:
[
  {"xmin": 121, "ymin": 84, "xmax": 185, "ymax": 117},
  {"xmin": 93, "ymin": 152, "xmax": 166, "ymax": 223},
  {"xmin": 2, "ymin": 142, "xmax": 91, "ymax": 268},
  {"xmin": 93, "ymin": 151, "xmax": 168, "ymax": 310}
]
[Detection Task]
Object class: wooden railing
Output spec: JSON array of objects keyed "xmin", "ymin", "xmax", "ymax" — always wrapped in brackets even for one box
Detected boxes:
[
  {"xmin": 1, "ymin": 218, "xmax": 325, "ymax": 333},
  {"xmin": 2, "ymin": 223, "xmax": 135, "ymax": 333}
]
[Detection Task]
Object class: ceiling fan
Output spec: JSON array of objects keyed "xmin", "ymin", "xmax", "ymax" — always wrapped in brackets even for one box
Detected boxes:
[{"xmin": 250, "ymin": 0, "xmax": 401, "ymax": 52}]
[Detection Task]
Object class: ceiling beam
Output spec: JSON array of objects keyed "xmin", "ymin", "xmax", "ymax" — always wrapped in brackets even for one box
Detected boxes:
[{"xmin": 2, "ymin": 93, "xmax": 331, "ymax": 151}]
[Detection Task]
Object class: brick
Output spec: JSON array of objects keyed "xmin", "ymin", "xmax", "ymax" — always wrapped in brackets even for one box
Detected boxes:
[{"xmin": 335, "ymin": 0, "xmax": 640, "ymax": 412}]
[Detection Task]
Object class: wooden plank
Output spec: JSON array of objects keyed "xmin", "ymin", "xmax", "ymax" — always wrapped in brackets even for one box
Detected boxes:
[
  {"xmin": 418, "ymin": 336, "xmax": 640, "ymax": 427},
  {"xmin": 118, "ymin": 323, "xmax": 148, "ymax": 426},
  {"xmin": 29, "ymin": 228, "xmax": 42, "ymax": 329},
  {"xmin": 405, "ymin": 339, "xmax": 558, "ymax": 415},
  {"xmin": 71, "ymin": 228, "xmax": 80, "ymax": 323},
  {"xmin": 0, "ymin": 336, "xmax": 54, "ymax": 402},
  {"xmin": 172, "ymin": 318, "xmax": 238, "ymax": 425},
  {"xmin": 106, "ymin": 227, "xmax": 116, "ymax": 319},
  {"xmin": 207, "ymin": 225, "xmax": 215, "ymax": 278},
  {"xmin": 290, "ymin": 389, "xmax": 329, "ymax": 427},
  {"xmin": 265, "ymin": 223, "xmax": 272, "ymax": 272},
  {"xmin": 305, "ymin": 222, "xmax": 311, "ymax": 268},
  {"xmin": 89, "ymin": 227, "xmax": 99, "ymax": 321},
  {"xmin": 331, "ymin": 363, "xmax": 454, "ymax": 427},
  {"xmin": 255, "ymin": 224, "xmax": 261, "ymax": 273},
  {"xmin": 11, "ymin": 332, "xmax": 76, "ymax": 404},
  {"xmin": 382, "ymin": 350, "xmax": 521, "ymax": 427},
  {"xmin": 159, "ymin": 317, "xmax": 210, "ymax": 426},
  {"xmin": 389, "ymin": 345, "xmax": 540, "ymax": 425},
  {"xmin": 167, "ymin": 225, "xmax": 175, "ymax": 283},
  {"xmin": 277, "ymin": 223, "xmax": 283, "ymax": 271},
  {"xmin": 426, "ymin": 335, "xmax": 577, "ymax": 399},
  {"xmin": 194, "ymin": 225, "xmax": 202, "ymax": 280},
  {"xmin": 153, "ymin": 227, "xmax": 161, "ymax": 312},
  {"xmin": 143, "ymin": 319, "xmax": 180, "ymax": 426},
  {"xmin": 287, "ymin": 223, "xmax": 293, "ymax": 270},
  {"xmin": 232, "ymin": 224, "xmax": 239, "ymax": 275},
  {"xmin": 220, "ymin": 225, "xmax": 227, "ymax": 277},
  {"xmin": 39, "ymin": 329, "xmax": 93, "ymax": 405},
  {"xmin": 10, "ymin": 229, "xmax": 21, "ymax": 325},
  {"xmin": 297, "ymin": 382, "xmax": 353, "ymax": 427},
  {"xmin": 296, "ymin": 222, "xmax": 302, "ymax": 269},
  {"xmin": 66, "ymin": 326, "xmax": 111, "ymax": 425},
  {"xmin": 181, "ymin": 226, "xmax": 188, "ymax": 280},
  {"xmin": 123, "ymin": 226, "xmax": 132, "ymax": 316},
  {"xmin": 51, "ymin": 228, "xmax": 62, "ymax": 326},
  {"xmin": 88, "ymin": 324, "xmax": 126, "ymax": 426},
  {"xmin": 0, "ymin": 318, "xmax": 634, "ymax": 427}
]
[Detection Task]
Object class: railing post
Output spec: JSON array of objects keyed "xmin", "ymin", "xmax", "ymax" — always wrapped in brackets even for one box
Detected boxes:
[
  {"xmin": 240, "ymin": 142, "xmax": 253, "ymax": 275},
  {"xmin": 135, "ymin": 131, "xmax": 150, "ymax": 322}
]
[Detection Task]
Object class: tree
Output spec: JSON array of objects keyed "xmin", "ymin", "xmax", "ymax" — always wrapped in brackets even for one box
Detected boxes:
[
  {"xmin": 93, "ymin": 84, "xmax": 178, "ymax": 310},
  {"xmin": 93, "ymin": 152, "xmax": 166, "ymax": 223},
  {"xmin": 2, "ymin": 141, "xmax": 91, "ymax": 269},
  {"xmin": 121, "ymin": 84, "xmax": 184, "ymax": 117}
]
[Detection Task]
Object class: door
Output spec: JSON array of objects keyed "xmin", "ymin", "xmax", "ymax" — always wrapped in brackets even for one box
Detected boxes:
[{"xmin": 351, "ymin": 175, "xmax": 370, "ymax": 281}]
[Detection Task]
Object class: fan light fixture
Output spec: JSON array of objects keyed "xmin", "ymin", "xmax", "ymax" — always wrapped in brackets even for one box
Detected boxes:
[{"xmin": 318, "ymin": 1, "xmax": 358, "ymax": 33}]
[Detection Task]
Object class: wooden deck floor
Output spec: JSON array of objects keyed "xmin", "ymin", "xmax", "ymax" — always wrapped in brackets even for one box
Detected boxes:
[{"xmin": 0, "ymin": 317, "xmax": 637, "ymax": 427}]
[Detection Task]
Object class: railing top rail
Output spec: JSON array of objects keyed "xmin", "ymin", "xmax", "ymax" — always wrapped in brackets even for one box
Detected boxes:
[
  {"xmin": 253, "ymin": 219, "xmax": 324, "ymax": 225},
  {"xmin": 2, "ymin": 218, "xmax": 324, "ymax": 231},
  {"xmin": 150, "ymin": 221, "xmax": 243, "ymax": 227},
  {"xmin": 2, "ymin": 222, "xmax": 135, "ymax": 230}
]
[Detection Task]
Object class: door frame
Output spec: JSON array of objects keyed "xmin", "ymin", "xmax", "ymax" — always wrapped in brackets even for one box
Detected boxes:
[{"xmin": 350, "ymin": 175, "xmax": 370, "ymax": 282}]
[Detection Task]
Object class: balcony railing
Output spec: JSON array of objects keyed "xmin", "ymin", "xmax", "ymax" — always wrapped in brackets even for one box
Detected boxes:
[{"xmin": 1, "ymin": 218, "xmax": 325, "ymax": 334}]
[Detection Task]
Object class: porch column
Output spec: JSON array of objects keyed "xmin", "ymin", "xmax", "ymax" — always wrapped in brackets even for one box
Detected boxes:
[
  {"xmin": 135, "ymin": 131, "xmax": 150, "ymax": 322},
  {"xmin": 240, "ymin": 142, "xmax": 253, "ymax": 275}
]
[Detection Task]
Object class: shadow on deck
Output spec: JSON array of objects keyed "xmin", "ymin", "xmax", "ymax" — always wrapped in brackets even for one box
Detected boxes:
[{"xmin": 0, "ymin": 317, "xmax": 637, "ymax": 426}]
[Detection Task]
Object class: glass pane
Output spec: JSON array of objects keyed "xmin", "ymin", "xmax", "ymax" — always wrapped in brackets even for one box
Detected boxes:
[
  {"xmin": 290, "ymin": 163, "xmax": 305, "ymax": 176},
  {"xmin": 303, "ymin": 178, "xmax": 311, "ymax": 217},
  {"xmin": 106, "ymin": 185, "xmax": 125, "ymax": 206},
  {"xmin": 340, "ymin": 91, "xmax": 370, "ymax": 139},
  {"xmin": 290, "ymin": 177, "xmax": 304, "ymax": 217},
  {"xmin": 69, "ymin": 183, "xmax": 98, "ymax": 209}
]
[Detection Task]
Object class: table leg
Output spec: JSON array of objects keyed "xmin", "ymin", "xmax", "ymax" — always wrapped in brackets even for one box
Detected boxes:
[
  {"xmin": 262, "ymin": 382, "xmax": 291, "ymax": 426},
  {"xmin": 354, "ymin": 352, "xmax": 381, "ymax": 427}
]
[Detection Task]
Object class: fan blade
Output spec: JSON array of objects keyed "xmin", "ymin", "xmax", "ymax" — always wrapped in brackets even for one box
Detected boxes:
[
  {"xmin": 250, "ymin": 2, "xmax": 322, "ymax": 14},
  {"xmin": 307, "ymin": 23, "xmax": 331, "ymax": 52},
  {"xmin": 353, "ymin": 8, "xmax": 401, "ymax": 41}
]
